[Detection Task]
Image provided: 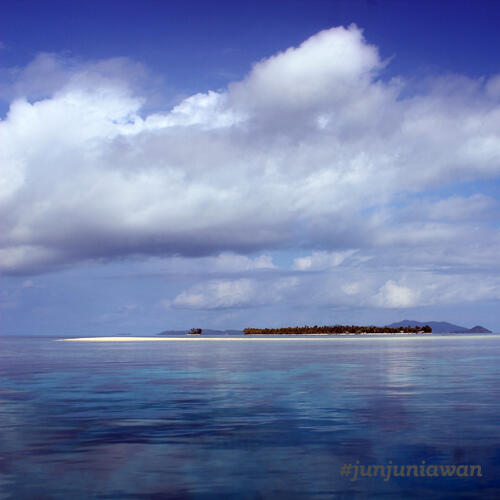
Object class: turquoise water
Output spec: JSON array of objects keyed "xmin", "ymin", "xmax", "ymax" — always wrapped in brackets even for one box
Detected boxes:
[{"xmin": 0, "ymin": 335, "xmax": 499, "ymax": 499}]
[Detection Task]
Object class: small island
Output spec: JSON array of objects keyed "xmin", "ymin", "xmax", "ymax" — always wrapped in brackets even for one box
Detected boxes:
[{"xmin": 243, "ymin": 324, "xmax": 432, "ymax": 335}]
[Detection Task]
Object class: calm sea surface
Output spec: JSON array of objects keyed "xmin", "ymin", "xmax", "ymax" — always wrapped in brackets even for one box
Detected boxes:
[{"xmin": 0, "ymin": 335, "xmax": 499, "ymax": 499}]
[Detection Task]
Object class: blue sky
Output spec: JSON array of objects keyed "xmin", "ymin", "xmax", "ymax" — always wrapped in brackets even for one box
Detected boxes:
[{"xmin": 1, "ymin": 0, "xmax": 500, "ymax": 334}]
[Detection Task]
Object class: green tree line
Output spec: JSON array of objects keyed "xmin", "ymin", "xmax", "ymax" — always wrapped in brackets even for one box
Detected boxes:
[{"xmin": 243, "ymin": 324, "xmax": 432, "ymax": 335}]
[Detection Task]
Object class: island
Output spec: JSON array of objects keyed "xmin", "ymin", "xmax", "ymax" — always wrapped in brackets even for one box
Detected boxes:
[{"xmin": 243, "ymin": 325, "xmax": 432, "ymax": 335}]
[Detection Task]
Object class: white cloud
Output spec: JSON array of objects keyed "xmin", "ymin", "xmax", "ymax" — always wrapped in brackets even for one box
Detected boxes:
[
  {"xmin": 0, "ymin": 53, "xmax": 151, "ymax": 104},
  {"xmin": 145, "ymin": 91, "xmax": 242, "ymax": 129},
  {"xmin": 375, "ymin": 280, "xmax": 420, "ymax": 308},
  {"xmin": 1, "ymin": 25, "xmax": 500, "ymax": 282},
  {"xmin": 229, "ymin": 24, "xmax": 383, "ymax": 111},
  {"xmin": 163, "ymin": 265, "xmax": 500, "ymax": 312},
  {"xmin": 335, "ymin": 272, "xmax": 500, "ymax": 310}
]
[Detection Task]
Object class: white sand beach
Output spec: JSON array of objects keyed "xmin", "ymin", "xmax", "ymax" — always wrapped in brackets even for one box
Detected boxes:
[{"xmin": 59, "ymin": 335, "xmax": 497, "ymax": 342}]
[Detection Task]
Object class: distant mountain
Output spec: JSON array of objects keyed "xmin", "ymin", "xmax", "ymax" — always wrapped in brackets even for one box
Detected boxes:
[
  {"xmin": 388, "ymin": 320, "xmax": 491, "ymax": 333},
  {"xmin": 466, "ymin": 325, "xmax": 492, "ymax": 333},
  {"xmin": 157, "ymin": 329, "xmax": 243, "ymax": 335}
]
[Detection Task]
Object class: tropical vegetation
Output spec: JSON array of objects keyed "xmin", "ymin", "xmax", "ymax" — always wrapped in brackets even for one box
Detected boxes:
[{"xmin": 243, "ymin": 325, "xmax": 432, "ymax": 335}]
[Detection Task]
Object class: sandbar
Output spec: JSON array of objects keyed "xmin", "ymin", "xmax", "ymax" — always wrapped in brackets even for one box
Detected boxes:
[{"xmin": 59, "ymin": 335, "xmax": 497, "ymax": 342}]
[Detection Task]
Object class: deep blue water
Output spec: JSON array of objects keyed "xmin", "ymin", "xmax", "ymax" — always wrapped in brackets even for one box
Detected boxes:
[{"xmin": 0, "ymin": 335, "xmax": 499, "ymax": 499}]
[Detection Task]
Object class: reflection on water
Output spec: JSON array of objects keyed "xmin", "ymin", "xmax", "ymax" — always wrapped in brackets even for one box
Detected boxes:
[{"xmin": 0, "ymin": 336, "xmax": 499, "ymax": 498}]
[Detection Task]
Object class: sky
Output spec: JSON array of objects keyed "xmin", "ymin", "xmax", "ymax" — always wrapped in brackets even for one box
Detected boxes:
[{"xmin": 1, "ymin": 0, "xmax": 500, "ymax": 335}]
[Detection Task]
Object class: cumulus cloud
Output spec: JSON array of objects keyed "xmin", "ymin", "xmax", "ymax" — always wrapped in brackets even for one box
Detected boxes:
[
  {"xmin": 163, "ymin": 262, "xmax": 500, "ymax": 314},
  {"xmin": 322, "ymin": 270, "xmax": 500, "ymax": 310},
  {"xmin": 375, "ymin": 280, "xmax": 420, "ymax": 308},
  {"xmin": 0, "ymin": 53, "xmax": 152, "ymax": 105},
  {"xmin": 229, "ymin": 24, "xmax": 383, "ymax": 112},
  {"xmin": 1, "ymin": 23, "xmax": 500, "ymax": 288}
]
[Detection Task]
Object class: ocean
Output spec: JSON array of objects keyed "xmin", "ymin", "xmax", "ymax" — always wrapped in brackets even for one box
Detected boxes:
[{"xmin": 0, "ymin": 334, "xmax": 499, "ymax": 499}]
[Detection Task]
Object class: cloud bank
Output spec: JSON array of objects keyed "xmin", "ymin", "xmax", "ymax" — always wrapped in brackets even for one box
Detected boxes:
[{"xmin": 1, "ymin": 24, "xmax": 500, "ymax": 314}]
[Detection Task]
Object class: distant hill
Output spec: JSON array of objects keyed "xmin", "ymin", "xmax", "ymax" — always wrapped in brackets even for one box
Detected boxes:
[
  {"xmin": 157, "ymin": 329, "xmax": 243, "ymax": 336},
  {"xmin": 388, "ymin": 320, "xmax": 491, "ymax": 333},
  {"xmin": 466, "ymin": 325, "xmax": 493, "ymax": 333}
]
